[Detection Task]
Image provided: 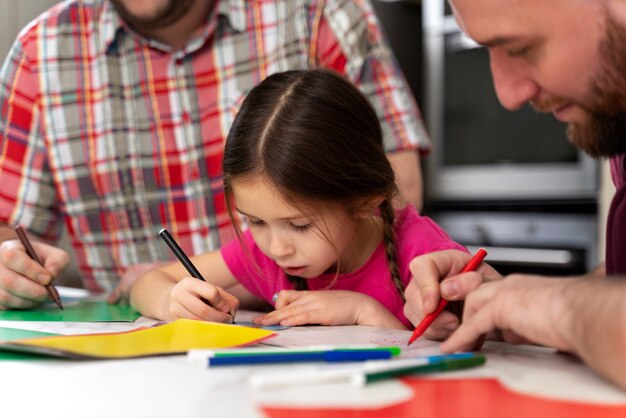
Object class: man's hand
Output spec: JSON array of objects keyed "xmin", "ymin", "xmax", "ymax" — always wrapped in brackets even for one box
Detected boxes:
[
  {"xmin": 0, "ymin": 238, "xmax": 69, "ymax": 309},
  {"xmin": 441, "ymin": 275, "xmax": 576, "ymax": 353},
  {"xmin": 403, "ymin": 249, "xmax": 501, "ymax": 339}
]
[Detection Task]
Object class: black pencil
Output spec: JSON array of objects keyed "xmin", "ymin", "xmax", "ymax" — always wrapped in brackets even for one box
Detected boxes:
[
  {"xmin": 158, "ymin": 228, "xmax": 234, "ymax": 322},
  {"xmin": 159, "ymin": 228, "xmax": 206, "ymax": 281},
  {"xmin": 14, "ymin": 226, "xmax": 64, "ymax": 310}
]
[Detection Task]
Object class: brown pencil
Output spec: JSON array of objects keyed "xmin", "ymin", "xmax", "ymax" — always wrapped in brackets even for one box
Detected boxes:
[{"xmin": 14, "ymin": 226, "xmax": 64, "ymax": 310}]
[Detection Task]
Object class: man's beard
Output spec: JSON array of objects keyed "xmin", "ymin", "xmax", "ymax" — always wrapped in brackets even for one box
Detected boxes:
[
  {"xmin": 533, "ymin": 12, "xmax": 626, "ymax": 158},
  {"xmin": 110, "ymin": 0, "xmax": 196, "ymax": 30}
]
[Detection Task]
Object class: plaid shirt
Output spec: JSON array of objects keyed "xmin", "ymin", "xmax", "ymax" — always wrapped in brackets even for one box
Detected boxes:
[{"xmin": 0, "ymin": 0, "xmax": 429, "ymax": 291}]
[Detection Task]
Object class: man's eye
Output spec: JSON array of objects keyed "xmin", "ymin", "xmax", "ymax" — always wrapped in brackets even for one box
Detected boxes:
[{"xmin": 507, "ymin": 46, "xmax": 531, "ymax": 58}]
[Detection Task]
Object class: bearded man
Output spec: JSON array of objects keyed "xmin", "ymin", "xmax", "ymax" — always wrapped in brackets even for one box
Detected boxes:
[{"xmin": 403, "ymin": 0, "xmax": 626, "ymax": 390}]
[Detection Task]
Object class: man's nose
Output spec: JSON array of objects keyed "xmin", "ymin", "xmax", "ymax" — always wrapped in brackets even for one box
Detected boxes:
[{"xmin": 489, "ymin": 51, "xmax": 540, "ymax": 111}]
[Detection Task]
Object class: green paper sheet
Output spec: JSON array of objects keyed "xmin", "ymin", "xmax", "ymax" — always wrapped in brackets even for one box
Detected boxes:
[
  {"xmin": 0, "ymin": 300, "xmax": 140, "ymax": 322},
  {"xmin": 0, "ymin": 327, "xmax": 59, "ymax": 360}
]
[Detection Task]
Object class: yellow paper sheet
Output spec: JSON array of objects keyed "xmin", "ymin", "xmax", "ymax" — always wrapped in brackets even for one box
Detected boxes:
[{"xmin": 1, "ymin": 319, "xmax": 274, "ymax": 359}]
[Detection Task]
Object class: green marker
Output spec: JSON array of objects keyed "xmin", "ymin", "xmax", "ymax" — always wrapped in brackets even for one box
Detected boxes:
[{"xmin": 357, "ymin": 355, "xmax": 487, "ymax": 386}]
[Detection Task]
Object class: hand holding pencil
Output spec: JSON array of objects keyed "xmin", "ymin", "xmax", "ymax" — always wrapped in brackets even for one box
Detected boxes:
[
  {"xmin": 407, "ymin": 249, "xmax": 486, "ymax": 345},
  {"xmin": 404, "ymin": 249, "xmax": 499, "ymax": 344},
  {"xmin": 159, "ymin": 229, "xmax": 237, "ymax": 323},
  {"xmin": 13, "ymin": 226, "xmax": 64, "ymax": 310}
]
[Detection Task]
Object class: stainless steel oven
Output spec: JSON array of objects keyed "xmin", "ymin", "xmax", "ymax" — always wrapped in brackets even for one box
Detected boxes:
[{"xmin": 373, "ymin": 0, "xmax": 600, "ymax": 274}]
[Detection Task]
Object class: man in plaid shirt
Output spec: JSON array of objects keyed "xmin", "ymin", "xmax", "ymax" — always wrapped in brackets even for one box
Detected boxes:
[{"xmin": 0, "ymin": 0, "xmax": 430, "ymax": 309}]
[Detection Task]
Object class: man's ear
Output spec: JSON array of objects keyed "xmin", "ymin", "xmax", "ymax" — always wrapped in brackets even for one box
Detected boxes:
[{"xmin": 353, "ymin": 195, "xmax": 385, "ymax": 219}]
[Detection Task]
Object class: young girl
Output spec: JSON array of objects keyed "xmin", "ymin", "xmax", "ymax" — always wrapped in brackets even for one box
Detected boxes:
[{"xmin": 130, "ymin": 69, "xmax": 465, "ymax": 329}]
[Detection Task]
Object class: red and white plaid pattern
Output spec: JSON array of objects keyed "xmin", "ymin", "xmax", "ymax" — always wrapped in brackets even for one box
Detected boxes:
[{"xmin": 0, "ymin": 0, "xmax": 429, "ymax": 291}]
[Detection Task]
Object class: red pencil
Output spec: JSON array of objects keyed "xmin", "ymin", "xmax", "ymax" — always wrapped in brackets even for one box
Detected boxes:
[{"xmin": 407, "ymin": 248, "xmax": 487, "ymax": 345}]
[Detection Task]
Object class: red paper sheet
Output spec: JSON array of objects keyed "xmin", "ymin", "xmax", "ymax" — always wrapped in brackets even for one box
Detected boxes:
[{"xmin": 262, "ymin": 378, "xmax": 626, "ymax": 418}]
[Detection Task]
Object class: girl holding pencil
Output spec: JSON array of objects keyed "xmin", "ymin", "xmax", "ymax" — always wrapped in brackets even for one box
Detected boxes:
[{"xmin": 130, "ymin": 69, "xmax": 465, "ymax": 329}]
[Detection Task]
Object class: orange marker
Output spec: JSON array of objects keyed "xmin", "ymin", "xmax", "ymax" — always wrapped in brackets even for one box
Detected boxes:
[{"xmin": 407, "ymin": 248, "xmax": 487, "ymax": 345}]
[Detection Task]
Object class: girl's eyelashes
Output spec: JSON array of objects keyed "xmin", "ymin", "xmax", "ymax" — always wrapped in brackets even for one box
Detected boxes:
[
  {"xmin": 244, "ymin": 216, "xmax": 310, "ymax": 232},
  {"xmin": 247, "ymin": 218, "xmax": 265, "ymax": 228},
  {"xmin": 288, "ymin": 222, "xmax": 311, "ymax": 232}
]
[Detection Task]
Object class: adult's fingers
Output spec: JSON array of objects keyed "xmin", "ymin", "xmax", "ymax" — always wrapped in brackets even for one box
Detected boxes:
[
  {"xmin": 440, "ymin": 282, "xmax": 499, "ymax": 352},
  {"xmin": 408, "ymin": 250, "xmax": 481, "ymax": 314},
  {"xmin": 36, "ymin": 243, "xmax": 70, "ymax": 278},
  {"xmin": 421, "ymin": 311, "xmax": 462, "ymax": 340},
  {"xmin": 0, "ymin": 287, "xmax": 45, "ymax": 309},
  {"xmin": 0, "ymin": 265, "xmax": 49, "ymax": 309},
  {"xmin": 439, "ymin": 271, "xmax": 485, "ymax": 301},
  {"xmin": 407, "ymin": 255, "xmax": 445, "ymax": 315},
  {"xmin": 0, "ymin": 241, "xmax": 52, "ymax": 286},
  {"xmin": 440, "ymin": 303, "xmax": 497, "ymax": 353},
  {"xmin": 404, "ymin": 286, "xmax": 461, "ymax": 340}
]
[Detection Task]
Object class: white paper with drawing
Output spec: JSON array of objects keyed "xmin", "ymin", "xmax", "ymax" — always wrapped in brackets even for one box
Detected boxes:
[{"xmin": 260, "ymin": 325, "xmax": 443, "ymax": 357}]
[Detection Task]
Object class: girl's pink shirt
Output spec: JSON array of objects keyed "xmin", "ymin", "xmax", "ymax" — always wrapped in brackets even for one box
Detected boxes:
[{"xmin": 220, "ymin": 205, "xmax": 466, "ymax": 328}]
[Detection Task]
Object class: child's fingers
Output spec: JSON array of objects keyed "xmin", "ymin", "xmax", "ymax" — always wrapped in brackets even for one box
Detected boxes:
[
  {"xmin": 274, "ymin": 290, "xmax": 308, "ymax": 309},
  {"xmin": 186, "ymin": 294, "xmax": 234, "ymax": 322},
  {"xmin": 169, "ymin": 300, "xmax": 205, "ymax": 321},
  {"xmin": 173, "ymin": 280, "xmax": 237, "ymax": 322},
  {"xmin": 275, "ymin": 308, "xmax": 320, "ymax": 327},
  {"xmin": 170, "ymin": 299, "xmax": 230, "ymax": 322},
  {"xmin": 195, "ymin": 284, "xmax": 237, "ymax": 315},
  {"xmin": 216, "ymin": 288, "xmax": 240, "ymax": 319},
  {"xmin": 254, "ymin": 302, "xmax": 306, "ymax": 325},
  {"xmin": 253, "ymin": 309, "xmax": 287, "ymax": 325}
]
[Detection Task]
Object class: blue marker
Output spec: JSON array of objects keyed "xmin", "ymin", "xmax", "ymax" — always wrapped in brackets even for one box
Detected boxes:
[{"xmin": 202, "ymin": 347, "xmax": 401, "ymax": 367}]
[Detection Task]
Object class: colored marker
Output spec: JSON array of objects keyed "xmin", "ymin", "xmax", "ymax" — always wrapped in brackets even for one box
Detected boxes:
[
  {"xmin": 357, "ymin": 355, "xmax": 486, "ymax": 386},
  {"xmin": 249, "ymin": 353, "xmax": 485, "ymax": 390},
  {"xmin": 407, "ymin": 248, "xmax": 487, "ymax": 345},
  {"xmin": 189, "ymin": 346, "xmax": 400, "ymax": 367}
]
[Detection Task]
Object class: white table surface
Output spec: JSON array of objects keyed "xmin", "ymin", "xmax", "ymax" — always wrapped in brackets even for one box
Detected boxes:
[{"xmin": 1, "ymin": 310, "xmax": 626, "ymax": 418}]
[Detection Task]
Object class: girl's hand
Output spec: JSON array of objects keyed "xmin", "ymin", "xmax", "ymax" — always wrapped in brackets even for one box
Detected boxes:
[
  {"xmin": 166, "ymin": 277, "xmax": 239, "ymax": 322},
  {"xmin": 252, "ymin": 290, "xmax": 406, "ymax": 329}
]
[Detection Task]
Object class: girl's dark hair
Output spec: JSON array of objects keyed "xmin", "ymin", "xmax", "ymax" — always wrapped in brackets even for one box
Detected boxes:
[{"xmin": 223, "ymin": 69, "xmax": 404, "ymax": 299}]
